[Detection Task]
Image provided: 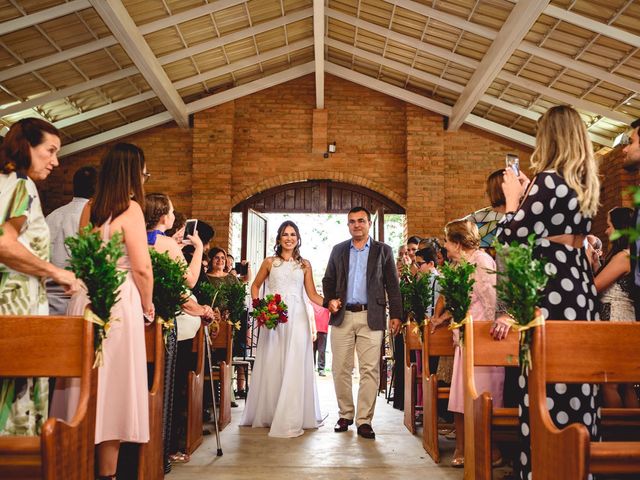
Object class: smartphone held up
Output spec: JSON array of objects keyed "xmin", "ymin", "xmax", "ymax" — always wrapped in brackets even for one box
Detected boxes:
[
  {"xmin": 183, "ymin": 218, "xmax": 198, "ymax": 244},
  {"xmin": 506, "ymin": 153, "xmax": 519, "ymax": 176}
]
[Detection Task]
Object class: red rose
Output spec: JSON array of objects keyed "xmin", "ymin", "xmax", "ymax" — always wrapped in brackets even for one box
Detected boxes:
[
  {"xmin": 274, "ymin": 294, "xmax": 282, "ymax": 303},
  {"xmin": 268, "ymin": 302, "xmax": 278, "ymax": 314},
  {"xmin": 252, "ymin": 298, "xmax": 261, "ymax": 308}
]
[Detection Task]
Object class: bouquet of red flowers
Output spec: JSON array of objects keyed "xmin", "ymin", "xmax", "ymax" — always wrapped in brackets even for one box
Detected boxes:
[{"xmin": 251, "ymin": 293, "xmax": 288, "ymax": 329}]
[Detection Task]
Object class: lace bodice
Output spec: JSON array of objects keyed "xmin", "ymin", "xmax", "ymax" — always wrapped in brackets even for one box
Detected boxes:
[{"xmin": 267, "ymin": 258, "xmax": 305, "ymax": 299}]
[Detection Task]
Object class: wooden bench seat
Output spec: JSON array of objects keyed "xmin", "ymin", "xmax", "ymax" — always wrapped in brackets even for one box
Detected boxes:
[
  {"xmin": 529, "ymin": 321, "xmax": 640, "ymax": 479},
  {"xmin": 0, "ymin": 315, "xmax": 97, "ymax": 480},
  {"xmin": 421, "ymin": 324, "xmax": 455, "ymax": 463},
  {"xmin": 186, "ymin": 325, "xmax": 205, "ymax": 456},
  {"xmin": 403, "ymin": 321, "xmax": 422, "ymax": 434},
  {"xmin": 463, "ymin": 320, "xmax": 519, "ymax": 480},
  {"xmin": 138, "ymin": 320, "xmax": 165, "ymax": 479}
]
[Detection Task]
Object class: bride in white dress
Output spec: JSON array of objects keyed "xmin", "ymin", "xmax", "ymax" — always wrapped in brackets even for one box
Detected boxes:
[{"xmin": 240, "ymin": 221, "xmax": 326, "ymax": 437}]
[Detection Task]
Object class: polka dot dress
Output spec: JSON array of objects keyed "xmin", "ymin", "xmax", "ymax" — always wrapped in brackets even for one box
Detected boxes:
[{"xmin": 497, "ymin": 171, "xmax": 601, "ymax": 480}]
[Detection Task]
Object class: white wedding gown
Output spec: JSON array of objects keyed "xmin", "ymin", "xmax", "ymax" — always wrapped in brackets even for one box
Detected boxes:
[{"xmin": 240, "ymin": 259, "xmax": 323, "ymax": 437}]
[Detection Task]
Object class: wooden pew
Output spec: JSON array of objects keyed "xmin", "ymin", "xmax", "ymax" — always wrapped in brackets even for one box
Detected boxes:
[
  {"xmin": 206, "ymin": 319, "xmax": 233, "ymax": 431},
  {"xmin": 421, "ymin": 324, "xmax": 455, "ymax": 463},
  {"xmin": 186, "ymin": 326, "xmax": 204, "ymax": 455},
  {"xmin": 403, "ymin": 321, "xmax": 422, "ymax": 434},
  {"xmin": 0, "ymin": 315, "xmax": 96, "ymax": 480},
  {"xmin": 529, "ymin": 321, "xmax": 640, "ymax": 479},
  {"xmin": 138, "ymin": 321, "xmax": 165, "ymax": 479},
  {"xmin": 463, "ymin": 320, "xmax": 519, "ymax": 480}
]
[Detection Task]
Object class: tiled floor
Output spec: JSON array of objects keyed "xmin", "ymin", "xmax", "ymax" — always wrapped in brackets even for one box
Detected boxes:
[{"xmin": 169, "ymin": 374, "xmax": 466, "ymax": 480}]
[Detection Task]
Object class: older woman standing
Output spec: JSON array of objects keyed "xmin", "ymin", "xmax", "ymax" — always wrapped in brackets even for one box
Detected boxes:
[
  {"xmin": 0, "ymin": 118, "xmax": 79, "ymax": 436},
  {"xmin": 432, "ymin": 219, "xmax": 504, "ymax": 467}
]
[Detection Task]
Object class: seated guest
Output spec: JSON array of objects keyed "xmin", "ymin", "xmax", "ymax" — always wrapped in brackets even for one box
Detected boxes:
[{"xmin": 46, "ymin": 165, "xmax": 98, "ymax": 314}]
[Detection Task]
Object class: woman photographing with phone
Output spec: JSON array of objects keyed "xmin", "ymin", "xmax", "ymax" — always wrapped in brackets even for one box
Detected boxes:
[{"xmin": 496, "ymin": 105, "xmax": 600, "ymax": 480}]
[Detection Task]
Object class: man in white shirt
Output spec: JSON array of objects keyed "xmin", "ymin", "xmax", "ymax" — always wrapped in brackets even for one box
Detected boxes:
[{"xmin": 46, "ymin": 166, "xmax": 97, "ymax": 314}]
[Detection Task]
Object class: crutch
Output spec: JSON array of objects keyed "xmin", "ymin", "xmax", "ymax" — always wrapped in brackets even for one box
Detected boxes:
[{"xmin": 204, "ymin": 323, "xmax": 223, "ymax": 456}]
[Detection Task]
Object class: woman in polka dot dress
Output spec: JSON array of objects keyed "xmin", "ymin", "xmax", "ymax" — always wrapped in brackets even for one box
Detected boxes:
[{"xmin": 497, "ymin": 106, "xmax": 601, "ymax": 480}]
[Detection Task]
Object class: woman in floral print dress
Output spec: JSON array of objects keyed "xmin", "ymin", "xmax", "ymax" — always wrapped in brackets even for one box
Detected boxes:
[{"xmin": 0, "ymin": 118, "xmax": 80, "ymax": 435}]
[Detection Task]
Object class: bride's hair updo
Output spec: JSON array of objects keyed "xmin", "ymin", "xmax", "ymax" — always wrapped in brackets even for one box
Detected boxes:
[{"xmin": 274, "ymin": 220, "xmax": 304, "ymax": 267}]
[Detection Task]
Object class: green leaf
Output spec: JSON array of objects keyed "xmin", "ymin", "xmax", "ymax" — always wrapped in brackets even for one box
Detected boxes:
[{"xmin": 149, "ymin": 249, "xmax": 190, "ymax": 321}]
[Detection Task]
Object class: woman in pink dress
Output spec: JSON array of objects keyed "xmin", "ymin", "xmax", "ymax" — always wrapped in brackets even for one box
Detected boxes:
[
  {"xmin": 432, "ymin": 219, "xmax": 504, "ymax": 468},
  {"xmin": 66, "ymin": 143, "xmax": 154, "ymax": 479}
]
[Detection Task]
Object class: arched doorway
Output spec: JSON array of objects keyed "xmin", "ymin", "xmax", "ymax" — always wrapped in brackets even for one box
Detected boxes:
[{"xmin": 232, "ymin": 179, "xmax": 406, "ymax": 268}]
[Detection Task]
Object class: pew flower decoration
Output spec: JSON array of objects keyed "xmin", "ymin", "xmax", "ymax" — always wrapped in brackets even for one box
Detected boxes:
[
  {"xmin": 149, "ymin": 250, "xmax": 190, "ymax": 345},
  {"xmin": 251, "ymin": 294, "xmax": 288, "ymax": 330},
  {"xmin": 65, "ymin": 225, "xmax": 127, "ymax": 367},
  {"xmin": 399, "ymin": 266, "xmax": 434, "ymax": 342},
  {"xmin": 210, "ymin": 281, "xmax": 247, "ymax": 332},
  {"xmin": 494, "ymin": 235, "xmax": 550, "ymax": 373},
  {"xmin": 438, "ymin": 259, "xmax": 476, "ymax": 345}
]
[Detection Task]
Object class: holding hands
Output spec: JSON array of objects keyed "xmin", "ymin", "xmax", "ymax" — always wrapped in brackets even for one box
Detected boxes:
[{"xmin": 327, "ymin": 298, "xmax": 342, "ymax": 313}]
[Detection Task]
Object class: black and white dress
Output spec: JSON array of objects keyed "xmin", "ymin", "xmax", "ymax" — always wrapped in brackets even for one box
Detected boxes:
[{"xmin": 497, "ymin": 170, "xmax": 600, "ymax": 480}]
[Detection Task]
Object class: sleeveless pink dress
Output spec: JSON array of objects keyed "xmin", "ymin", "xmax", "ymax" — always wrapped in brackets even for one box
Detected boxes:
[
  {"xmin": 51, "ymin": 221, "xmax": 149, "ymax": 443},
  {"xmin": 447, "ymin": 249, "xmax": 505, "ymax": 414}
]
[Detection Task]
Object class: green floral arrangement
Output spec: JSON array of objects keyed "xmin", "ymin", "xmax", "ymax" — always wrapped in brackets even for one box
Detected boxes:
[
  {"xmin": 494, "ymin": 235, "xmax": 550, "ymax": 372},
  {"xmin": 65, "ymin": 225, "xmax": 127, "ymax": 367},
  {"xmin": 438, "ymin": 259, "xmax": 476, "ymax": 345},
  {"xmin": 149, "ymin": 249, "xmax": 190, "ymax": 344},
  {"xmin": 211, "ymin": 280, "xmax": 247, "ymax": 331},
  {"xmin": 197, "ymin": 280, "xmax": 217, "ymax": 306},
  {"xmin": 399, "ymin": 266, "xmax": 434, "ymax": 341}
]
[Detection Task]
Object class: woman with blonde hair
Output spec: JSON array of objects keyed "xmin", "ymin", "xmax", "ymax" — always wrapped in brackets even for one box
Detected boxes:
[
  {"xmin": 497, "ymin": 105, "xmax": 600, "ymax": 480},
  {"xmin": 432, "ymin": 219, "xmax": 504, "ymax": 467}
]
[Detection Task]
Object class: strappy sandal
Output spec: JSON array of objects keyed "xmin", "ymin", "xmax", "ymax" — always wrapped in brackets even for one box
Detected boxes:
[{"xmin": 169, "ymin": 452, "xmax": 191, "ymax": 464}]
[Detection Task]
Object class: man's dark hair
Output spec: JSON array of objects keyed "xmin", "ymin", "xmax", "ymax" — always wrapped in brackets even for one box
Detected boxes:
[
  {"xmin": 348, "ymin": 206, "xmax": 371, "ymax": 221},
  {"xmin": 407, "ymin": 235, "xmax": 421, "ymax": 245},
  {"xmin": 73, "ymin": 166, "xmax": 98, "ymax": 198},
  {"xmin": 416, "ymin": 246, "xmax": 438, "ymax": 265},
  {"xmin": 632, "ymin": 118, "xmax": 640, "ymax": 130}
]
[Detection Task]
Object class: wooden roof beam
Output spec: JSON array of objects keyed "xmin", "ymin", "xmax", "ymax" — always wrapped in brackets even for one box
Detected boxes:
[
  {"xmin": 447, "ymin": 0, "xmax": 549, "ymax": 131},
  {"xmin": 0, "ymin": 0, "xmax": 90, "ymax": 36},
  {"xmin": 325, "ymin": 10, "xmax": 633, "ymax": 131},
  {"xmin": 0, "ymin": 0, "xmax": 247, "ymax": 83},
  {"xmin": 313, "ymin": 0, "xmax": 325, "ymax": 108},
  {"xmin": 542, "ymin": 3, "xmax": 640, "ymax": 48},
  {"xmin": 59, "ymin": 62, "xmax": 315, "ymax": 156},
  {"xmin": 387, "ymin": 0, "xmax": 640, "ymax": 102},
  {"xmin": 326, "ymin": 62, "xmax": 537, "ymax": 147},
  {"xmin": 89, "ymin": 0, "xmax": 188, "ymax": 129},
  {"xmin": 1, "ymin": 10, "xmax": 313, "ymax": 119}
]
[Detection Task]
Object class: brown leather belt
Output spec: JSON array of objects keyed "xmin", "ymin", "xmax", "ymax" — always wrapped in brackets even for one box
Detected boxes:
[{"xmin": 345, "ymin": 304, "xmax": 367, "ymax": 312}]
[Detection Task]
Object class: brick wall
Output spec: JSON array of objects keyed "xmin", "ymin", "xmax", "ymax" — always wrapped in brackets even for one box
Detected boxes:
[
  {"xmin": 42, "ymin": 74, "xmax": 541, "ymax": 251},
  {"xmin": 42, "ymin": 124, "xmax": 193, "ymax": 217}
]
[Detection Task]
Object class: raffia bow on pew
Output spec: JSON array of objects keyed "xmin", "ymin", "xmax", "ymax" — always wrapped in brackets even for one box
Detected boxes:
[
  {"xmin": 400, "ymin": 266, "xmax": 434, "ymax": 342},
  {"xmin": 493, "ymin": 235, "xmax": 550, "ymax": 373},
  {"xmin": 208, "ymin": 281, "xmax": 247, "ymax": 334},
  {"xmin": 149, "ymin": 249, "xmax": 190, "ymax": 347},
  {"xmin": 439, "ymin": 259, "xmax": 476, "ymax": 346},
  {"xmin": 66, "ymin": 225, "xmax": 127, "ymax": 368}
]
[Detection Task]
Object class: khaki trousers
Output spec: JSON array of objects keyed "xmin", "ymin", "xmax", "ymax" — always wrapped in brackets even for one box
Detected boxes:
[{"xmin": 330, "ymin": 310, "xmax": 383, "ymax": 426}]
